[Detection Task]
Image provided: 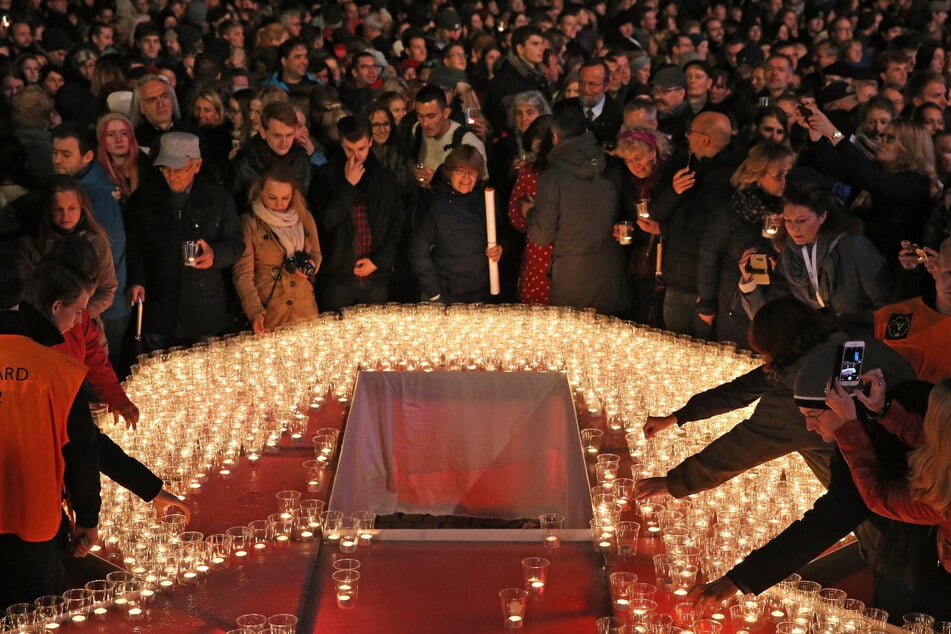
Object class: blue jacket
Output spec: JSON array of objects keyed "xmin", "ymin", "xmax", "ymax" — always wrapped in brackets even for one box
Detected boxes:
[{"xmin": 78, "ymin": 161, "xmax": 130, "ymax": 320}]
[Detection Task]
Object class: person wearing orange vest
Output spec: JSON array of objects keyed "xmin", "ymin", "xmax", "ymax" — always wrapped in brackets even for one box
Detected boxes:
[
  {"xmin": 875, "ymin": 237, "xmax": 951, "ymax": 383},
  {"xmin": 0, "ymin": 260, "xmax": 101, "ymax": 609}
]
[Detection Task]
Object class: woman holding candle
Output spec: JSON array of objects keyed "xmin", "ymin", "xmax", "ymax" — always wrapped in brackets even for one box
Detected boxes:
[
  {"xmin": 696, "ymin": 140, "xmax": 795, "ymax": 345},
  {"xmin": 615, "ymin": 126, "xmax": 671, "ymax": 324},
  {"xmin": 410, "ymin": 145, "xmax": 503, "ymax": 303},
  {"xmin": 738, "ymin": 182, "xmax": 896, "ymax": 337}
]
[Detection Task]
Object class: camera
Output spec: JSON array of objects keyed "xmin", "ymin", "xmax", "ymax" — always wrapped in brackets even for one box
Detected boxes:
[{"xmin": 285, "ymin": 252, "xmax": 316, "ymax": 276}]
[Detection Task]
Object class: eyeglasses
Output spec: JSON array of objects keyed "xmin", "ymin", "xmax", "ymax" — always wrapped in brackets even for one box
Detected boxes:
[
  {"xmin": 371, "ymin": 121, "xmax": 391, "ymax": 128},
  {"xmin": 356, "ymin": 64, "xmax": 379, "ymax": 71},
  {"xmin": 451, "ymin": 168, "xmax": 480, "ymax": 179},
  {"xmin": 803, "ymin": 410, "xmax": 829, "ymax": 422},
  {"xmin": 878, "ymin": 133, "xmax": 897, "ymax": 144}
]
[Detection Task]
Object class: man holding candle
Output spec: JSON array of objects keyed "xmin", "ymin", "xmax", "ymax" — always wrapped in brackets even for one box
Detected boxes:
[{"xmin": 527, "ymin": 109, "xmax": 630, "ymax": 316}]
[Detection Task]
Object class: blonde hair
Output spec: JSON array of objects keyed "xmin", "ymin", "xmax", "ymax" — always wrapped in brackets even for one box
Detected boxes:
[
  {"xmin": 192, "ymin": 88, "xmax": 226, "ymax": 125},
  {"xmin": 908, "ymin": 379, "xmax": 951, "ymax": 516},
  {"xmin": 731, "ymin": 140, "xmax": 796, "ymax": 189},
  {"xmin": 887, "ymin": 119, "xmax": 937, "ymax": 184}
]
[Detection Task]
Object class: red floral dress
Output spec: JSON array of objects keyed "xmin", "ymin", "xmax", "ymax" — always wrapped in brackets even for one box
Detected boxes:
[{"xmin": 507, "ymin": 166, "xmax": 552, "ymax": 305}]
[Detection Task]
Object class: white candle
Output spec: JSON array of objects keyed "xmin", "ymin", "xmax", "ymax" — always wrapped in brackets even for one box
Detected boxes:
[
  {"xmin": 71, "ymin": 615, "xmax": 87, "ymax": 623},
  {"xmin": 484, "ymin": 188, "xmax": 500, "ymax": 296}
]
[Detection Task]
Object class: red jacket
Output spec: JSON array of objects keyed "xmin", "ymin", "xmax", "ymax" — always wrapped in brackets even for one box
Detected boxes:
[{"xmin": 52, "ymin": 310, "xmax": 131, "ymax": 411}]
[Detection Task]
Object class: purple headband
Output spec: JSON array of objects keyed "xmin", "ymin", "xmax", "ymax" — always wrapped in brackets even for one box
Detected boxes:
[{"xmin": 618, "ymin": 129, "xmax": 657, "ymax": 150}]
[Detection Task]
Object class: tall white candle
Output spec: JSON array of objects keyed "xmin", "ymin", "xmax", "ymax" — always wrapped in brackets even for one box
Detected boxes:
[{"xmin": 484, "ymin": 188, "xmax": 500, "ymax": 296}]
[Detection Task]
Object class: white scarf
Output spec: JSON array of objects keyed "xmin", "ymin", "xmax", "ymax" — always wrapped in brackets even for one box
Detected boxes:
[{"xmin": 252, "ymin": 198, "xmax": 305, "ymax": 256}]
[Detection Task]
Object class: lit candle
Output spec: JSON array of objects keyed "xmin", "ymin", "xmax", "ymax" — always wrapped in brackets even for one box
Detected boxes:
[
  {"xmin": 93, "ymin": 607, "xmax": 108, "ymax": 617},
  {"xmin": 307, "ymin": 480, "xmax": 320, "ymax": 492},
  {"xmin": 484, "ymin": 188, "xmax": 501, "ymax": 295},
  {"xmin": 71, "ymin": 615, "xmax": 87, "ymax": 623},
  {"xmin": 44, "ymin": 622, "xmax": 60, "ymax": 630},
  {"xmin": 545, "ymin": 535, "xmax": 559, "ymax": 547}
]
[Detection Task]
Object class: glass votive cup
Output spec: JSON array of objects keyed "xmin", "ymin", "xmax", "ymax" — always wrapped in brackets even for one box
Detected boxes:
[
  {"xmin": 275, "ymin": 490, "xmax": 302, "ymax": 513},
  {"xmin": 331, "ymin": 558, "xmax": 361, "ymax": 572},
  {"xmin": 83, "ymin": 580, "xmax": 113, "ymax": 618},
  {"xmin": 581, "ymin": 428, "xmax": 604, "ymax": 455},
  {"xmin": 5, "ymin": 602, "xmax": 37, "ymax": 627},
  {"xmin": 776, "ymin": 621, "xmax": 810, "ymax": 634},
  {"xmin": 617, "ymin": 520, "xmax": 641, "ymax": 558},
  {"xmin": 333, "ymin": 570, "xmax": 361, "ymax": 609},
  {"xmin": 206, "ymin": 533, "xmax": 232, "ymax": 569},
  {"xmin": 353, "ymin": 510, "xmax": 376, "ymax": 546},
  {"xmin": 692, "ymin": 618, "xmax": 724, "ymax": 634},
  {"xmin": 268, "ymin": 513, "xmax": 294, "ymax": 548},
  {"xmin": 539, "ymin": 512, "xmax": 565, "ymax": 548},
  {"xmin": 862, "ymin": 608, "xmax": 889, "ymax": 629},
  {"xmin": 670, "ymin": 561, "xmax": 698, "ymax": 597},
  {"xmin": 649, "ymin": 613, "xmax": 675, "ymax": 634},
  {"xmin": 521, "ymin": 557, "xmax": 550, "ymax": 595},
  {"xmin": 730, "ymin": 603, "xmax": 762, "ymax": 634},
  {"xmin": 613, "ymin": 478, "xmax": 636, "ymax": 507},
  {"xmin": 161, "ymin": 513, "xmax": 187, "ymax": 536},
  {"xmin": 630, "ymin": 598, "xmax": 658, "ymax": 626},
  {"xmin": 629, "ymin": 582, "xmax": 658, "ymax": 601},
  {"xmin": 34, "ymin": 594, "xmax": 66, "ymax": 623},
  {"xmin": 338, "ymin": 517, "xmax": 359, "ymax": 553},
  {"xmin": 498, "ymin": 587, "xmax": 528, "ymax": 629},
  {"xmin": 652, "ymin": 553, "xmax": 675, "ymax": 594},
  {"xmin": 302, "ymin": 460, "xmax": 322, "ymax": 492},
  {"xmin": 267, "ymin": 613, "xmax": 298, "ymax": 633},
  {"xmin": 674, "ymin": 601, "xmax": 700, "ymax": 628},
  {"xmin": 320, "ymin": 510, "xmax": 344, "ymax": 546},
  {"xmin": 63, "ymin": 588, "xmax": 94, "ymax": 624},
  {"xmin": 235, "ymin": 613, "xmax": 269, "ymax": 630},
  {"xmin": 638, "ymin": 502, "xmax": 665, "ymax": 536},
  {"xmin": 248, "ymin": 519, "xmax": 271, "ymax": 553},
  {"xmin": 903, "ymin": 613, "xmax": 936, "ymax": 634},
  {"xmin": 596, "ymin": 616, "xmax": 624, "ymax": 634},
  {"xmin": 590, "ymin": 518, "xmax": 617, "ymax": 554},
  {"xmin": 609, "ymin": 571, "xmax": 638, "ymax": 615},
  {"xmin": 226, "ymin": 526, "xmax": 251, "ymax": 560}
]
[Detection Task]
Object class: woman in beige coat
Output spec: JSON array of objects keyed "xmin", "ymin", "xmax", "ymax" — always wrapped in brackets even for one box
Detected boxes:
[{"xmin": 233, "ymin": 164, "xmax": 321, "ymax": 333}]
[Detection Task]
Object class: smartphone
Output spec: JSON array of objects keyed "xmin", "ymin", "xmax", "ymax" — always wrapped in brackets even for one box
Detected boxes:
[
  {"xmin": 749, "ymin": 253, "xmax": 771, "ymax": 285},
  {"xmin": 684, "ymin": 153, "xmax": 693, "ymax": 171},
  {"xmin": 797, "ymin": 104, "xmax": 811, "ymax": 119},
  {"xmin": 834, "ymin": 341, "xmax": 866, "ymax": 389}
]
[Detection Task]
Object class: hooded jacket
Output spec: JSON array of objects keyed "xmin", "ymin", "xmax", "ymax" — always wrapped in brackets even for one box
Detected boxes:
[{"xmin": 528, "ymin": 131, "xmax": 630, "ymax": 314}]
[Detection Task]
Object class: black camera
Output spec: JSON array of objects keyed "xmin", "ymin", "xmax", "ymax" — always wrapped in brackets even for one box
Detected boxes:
[{"xmin": 285, "ymin": 252, "xmax": 316, "ymax": 276}]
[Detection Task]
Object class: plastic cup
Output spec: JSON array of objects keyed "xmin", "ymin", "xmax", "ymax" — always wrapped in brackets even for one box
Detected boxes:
[
  {"xmin": 521, "ymin": 557, "xmax": 550, "ymax": 595},
  {"xmin": 499, "ymin": 587, "xmax": 528, "ymax": 629},
  {"xmin": 539, "ymin": 512, "xmax": 565, "ymax": 548}
]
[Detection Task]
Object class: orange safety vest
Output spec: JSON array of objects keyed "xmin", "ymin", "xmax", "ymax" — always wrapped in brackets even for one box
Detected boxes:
[{"xmin": 0, "ymin": 334, "xmax": 88, "ymax": 542}]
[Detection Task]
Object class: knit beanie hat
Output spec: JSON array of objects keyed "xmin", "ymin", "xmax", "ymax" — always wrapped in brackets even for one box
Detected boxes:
[{"xmin": 793, "ymin": 333, "xmax": 917, "ymax": 409}]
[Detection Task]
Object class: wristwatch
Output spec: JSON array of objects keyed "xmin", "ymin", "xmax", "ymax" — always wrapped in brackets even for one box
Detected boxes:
[{"xmin": 830, "ymin": 130, "xmax": 844, "ymax": 142}]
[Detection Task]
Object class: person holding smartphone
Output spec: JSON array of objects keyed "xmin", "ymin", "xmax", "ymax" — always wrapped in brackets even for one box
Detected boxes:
[{"xmin": 738, "ymin": 182, "xmax": 896, "ymax": 337}]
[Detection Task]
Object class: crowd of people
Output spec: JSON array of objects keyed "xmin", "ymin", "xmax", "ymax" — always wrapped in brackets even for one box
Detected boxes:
[{"xmin": 2, "ymin": 0, "xmax": 951, "ymax": 622}]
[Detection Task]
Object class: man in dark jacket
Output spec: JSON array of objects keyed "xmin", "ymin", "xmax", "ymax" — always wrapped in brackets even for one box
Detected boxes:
[
  {"xmin": 693, "ymin": 335, "xmax": 951, "ymax": 621},
  {"xmin": 229, "ymin": 102, "xmax": 312, "ymax": 210},
  {"xmin": 553, "ymin": 59, "xmax": 624, "ymax": 146},
  {"xmin": 311, "ymin": 116, "xmax": 403, "ymax": 311},
  {"xmin": 647, "ymin": 111, "xmax": 744, "ymax": 337},
  {"xmin": 485, "ymin": 26, "xmax": 551, "ymax": 132},
  {"xmin": 125, "ymin": 133, "xmax": 243, "ymax": 350},
  {"xmin": 527, "ymin": 109, "xmax": 630, "ymax": 315}
]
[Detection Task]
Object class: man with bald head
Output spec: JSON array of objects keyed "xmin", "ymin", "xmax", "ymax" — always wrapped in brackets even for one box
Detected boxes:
[{"xmin": 641, "ymin": 112, "xmax": 745, "ymax": 337}]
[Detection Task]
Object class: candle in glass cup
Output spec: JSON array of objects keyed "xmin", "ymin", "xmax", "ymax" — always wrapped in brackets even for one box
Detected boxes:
[
  {"xmin": 539, "ymin": 512, "xmax": 565, "ymax": 548},
  {"xmin": 521, "ymin": 557, "xmax": 550, "ymax": 595}
]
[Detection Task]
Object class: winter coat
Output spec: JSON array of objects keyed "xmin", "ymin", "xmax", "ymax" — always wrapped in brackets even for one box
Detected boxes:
[
  {"xmin": 232, "ymin": 210, "xmax": 321, "ymax": 330},
  {"xmin": 528, "ymin": 131, "xmax": 630, "ymax": 315},
  {"xmin": 741, "ymin": 232, "xmax": 896, "ymax": 337},
  {"xmin": 19, "ymin": 225, "xmax": 117, "ymax": 320},
  {"xmin": 667, "ymin": 359, "xmax": 833, "ymax": 498},
  {"xmin": 485, "ymin": 52, "xmax": 551, "ymax": 131},
  {"xmin": 311, "ymin": 153, "xmax": 404, "ymax": 284},
  {"xmin": 409, "ymin": 177, "xmax": 493, "ymax": 303},
  {"xmin": 77, "ymin": 160, "xmax": 130, "ymax": 321},
  {"xmin": 651, "ymin": 143, "xmax": 745, "ymax": 296},
  {"xmin": 228, "ymin": 135, "xmax": 313, "ymax": 208},
  {"xmin": 125, "ymin": 175, "xmax": 244, "ymax": 341}
]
